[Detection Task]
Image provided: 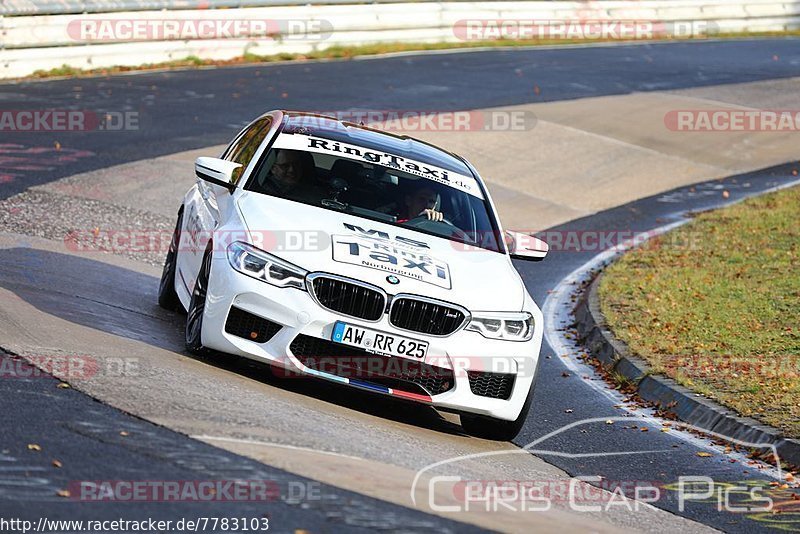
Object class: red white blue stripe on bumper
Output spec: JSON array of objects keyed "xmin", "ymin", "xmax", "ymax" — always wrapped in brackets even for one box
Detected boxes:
[{"xmin": 301, "ymin": 366, "xmax": 432, "ymax": 403}]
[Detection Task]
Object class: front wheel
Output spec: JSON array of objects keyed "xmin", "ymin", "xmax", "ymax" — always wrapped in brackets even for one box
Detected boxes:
[
  {"xmin": 460, "ymin": 381, "xmax": 535, "ymax": 441},
  {"xmin": 158, "ymin": 211, "xmax": 183, "ymax": 311},
  {"xmin": 185, "ymin": 248, "xmax": 212, "ymax": 354}
]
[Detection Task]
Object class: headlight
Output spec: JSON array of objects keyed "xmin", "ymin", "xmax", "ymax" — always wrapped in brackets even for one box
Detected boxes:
[
  {"xmin": 227, "ymin": 241, "xmax": 307, "ymax": 290},
  {"xmin": 466, "ymin": 312, "xmax": 534, "ymax": 341}
]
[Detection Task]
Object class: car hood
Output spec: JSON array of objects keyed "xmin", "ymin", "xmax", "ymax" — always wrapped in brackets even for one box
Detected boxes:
[{"xmin": 236, "ymin": 193, "xmax": 525, "ymax": 312}]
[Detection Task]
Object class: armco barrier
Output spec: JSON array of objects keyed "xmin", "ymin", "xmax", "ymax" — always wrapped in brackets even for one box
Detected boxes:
[
  {"xmin": 0, "ymin": 0, "xmax": 425, "ymax": 17},
  {"xmin": 1, "ymin": 0, "xmax": 799, "ymax": 79}
]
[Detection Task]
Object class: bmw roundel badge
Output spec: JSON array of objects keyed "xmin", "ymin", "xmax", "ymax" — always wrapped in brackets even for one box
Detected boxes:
[{"xmin": 386, "ymin": 275, "xmax": 400, "ymax": 285}]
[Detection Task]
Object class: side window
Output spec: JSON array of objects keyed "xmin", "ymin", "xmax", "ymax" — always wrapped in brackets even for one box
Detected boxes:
[{"xmin": 224, "ymin": 116, "xmax": 273, "ymax": 185}]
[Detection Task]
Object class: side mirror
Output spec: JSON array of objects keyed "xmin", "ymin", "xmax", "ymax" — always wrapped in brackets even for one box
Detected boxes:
[
  {"xmin": 505, "ymin": 230, "xmax": 548, "ymax": 262},
  {"xmin": 195, "ymin": 157, "xmax": 241, "ymax": 194}
]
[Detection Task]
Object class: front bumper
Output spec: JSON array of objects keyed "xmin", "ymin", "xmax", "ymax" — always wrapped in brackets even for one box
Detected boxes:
[{"xmin": 201, "ymin": 255, "xmax": 543, "ymax": 421}]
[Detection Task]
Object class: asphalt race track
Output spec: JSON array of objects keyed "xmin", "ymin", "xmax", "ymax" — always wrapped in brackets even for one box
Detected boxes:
[
  {"xmin": 3, "ymin": 38, "xmax": 800, "ymax": 199},
  {"xmin": 2, "ymin": 39, "xmax": 800, "ymax": 532},
  {"xmin": 516, "ymin": 162, "xmax": 800, "ymax": 532},
  {"xmin": 0, "ymin": 349, "xmax": 480, "ymax": 533}
]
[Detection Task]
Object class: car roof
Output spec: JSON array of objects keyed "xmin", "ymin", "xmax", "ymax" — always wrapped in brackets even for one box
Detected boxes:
[{"xmin": 279, "ymin": 111, "xmax": 475, "ymax": 177}]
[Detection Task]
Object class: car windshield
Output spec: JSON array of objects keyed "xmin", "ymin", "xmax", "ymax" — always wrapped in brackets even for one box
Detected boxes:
[{"xmin": 246, "ymin": 133, "xmax": 503, "ymax": 253}]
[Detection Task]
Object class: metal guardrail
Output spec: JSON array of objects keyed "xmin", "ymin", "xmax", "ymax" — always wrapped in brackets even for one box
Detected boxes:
[
  {"xmin": 3, "ymin": 0, "xmax": 454, "ymax": 17},
  {"xmin": 1, "ymin": 0, "xmax": 798, "ymax": 79}
]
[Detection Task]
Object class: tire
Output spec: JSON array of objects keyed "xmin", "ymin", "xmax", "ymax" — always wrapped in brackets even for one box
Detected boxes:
[
  {"xmin": 185, "ymin": 247, "xmax": 212, "ymax": 355},
  {"xmin": 461, "ymin": 379, "xmax": 535, "ymax": 441},
  {"xmin": 158, "ymin": 211, "xmax": 183, "ymax": 311}
]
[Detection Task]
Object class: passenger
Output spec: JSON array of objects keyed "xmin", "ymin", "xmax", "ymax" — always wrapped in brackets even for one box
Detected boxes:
[
  {"xmin": 260, "ymin": 149, "xmax": 327, "ymax": 206},
  {"xmin": 262, "ymin": 149, "xmax": 314, "ymax": 196}
]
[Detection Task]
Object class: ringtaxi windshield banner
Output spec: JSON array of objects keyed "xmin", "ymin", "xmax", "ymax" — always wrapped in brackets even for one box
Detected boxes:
[{"xmin": 271, "ymin": 132, "xmax": 484, "ymax": 199}]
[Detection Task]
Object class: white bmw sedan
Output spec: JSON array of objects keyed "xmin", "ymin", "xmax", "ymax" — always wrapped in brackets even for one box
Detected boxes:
[{"xmin": 159, "ymin": 110, "xmax": 548, "ymax": 440}]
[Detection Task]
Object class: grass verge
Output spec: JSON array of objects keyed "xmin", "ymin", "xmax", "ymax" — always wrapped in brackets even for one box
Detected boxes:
[
  {"xmin": 24, "ymin": 31, "xmax": 800, "ymax": 80},
  {"xmin": 599, "ymin": 184, "xmax": 800, "ymax": 438}
]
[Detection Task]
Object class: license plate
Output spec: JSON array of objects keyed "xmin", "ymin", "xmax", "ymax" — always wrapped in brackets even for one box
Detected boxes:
[{"xmin": 331, "ymin": 322, "xmax": 428, "ymax": 360}]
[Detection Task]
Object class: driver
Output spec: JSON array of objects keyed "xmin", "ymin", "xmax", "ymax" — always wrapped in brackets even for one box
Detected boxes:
[{"xmin": 397, "ymin": 185, "xmax": 444, "ymax": 223}]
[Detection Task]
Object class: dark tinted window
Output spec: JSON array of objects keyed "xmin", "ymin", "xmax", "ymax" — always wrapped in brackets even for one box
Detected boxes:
[
  {"xmin": 248, "ymin": 147, "xmax": 502, "ymax": 253},
  {"xmin": 225, "ymin": 116, "xmax": 273, "ymax": 184}
]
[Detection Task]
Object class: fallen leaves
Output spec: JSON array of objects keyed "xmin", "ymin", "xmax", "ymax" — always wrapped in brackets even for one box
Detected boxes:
[
  {"xmin": 696, "ymin": 451, "xmax": 713, "ymax": 458},
  {"xmin": 52, "ymin": 459, "xmax": 62, "ymax": 468},
  {"xmin": 27, "ymin": 444, "xmax": 42, "ymax": 452},
  {"xmin": 599, "ymin": 184, "xmax": 800, "ymax": 437}
]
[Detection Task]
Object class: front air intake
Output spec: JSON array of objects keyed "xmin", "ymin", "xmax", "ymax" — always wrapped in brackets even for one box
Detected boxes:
[{"xmin": 225, "ymin": 307, "xmax": 281, "ymax": 343}]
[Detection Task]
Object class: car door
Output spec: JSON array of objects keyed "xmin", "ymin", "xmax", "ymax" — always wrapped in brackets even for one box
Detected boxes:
[{"xmin": 178, "ymin": 115, "xmax": 274, "ymax": 293}]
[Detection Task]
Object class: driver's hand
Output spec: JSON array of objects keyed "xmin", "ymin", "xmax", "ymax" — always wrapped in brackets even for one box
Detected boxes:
[{"xmin": 419, "ymin": 209, "xmax": 444, "ymax": 222}]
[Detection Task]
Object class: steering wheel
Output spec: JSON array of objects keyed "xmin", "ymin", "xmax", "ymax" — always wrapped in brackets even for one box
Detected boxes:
[{"xmin": 403, "ymin": 216, "xmax": 470, "ymax": 241}]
